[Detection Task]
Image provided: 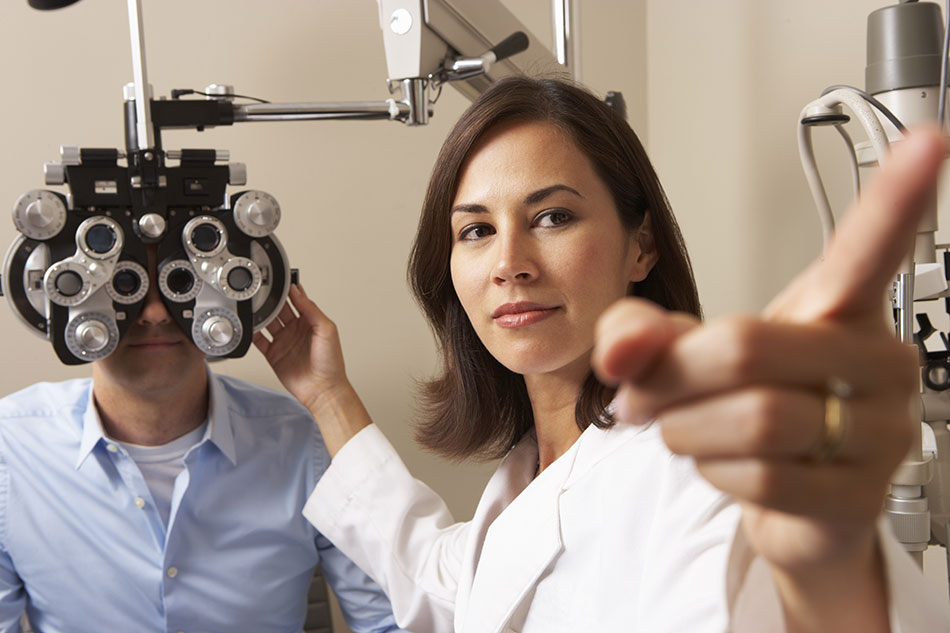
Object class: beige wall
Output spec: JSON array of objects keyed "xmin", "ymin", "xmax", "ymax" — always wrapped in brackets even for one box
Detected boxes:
[{"xmin": 0, "ymin": 0, "xmax": 947, "ymax": 629}]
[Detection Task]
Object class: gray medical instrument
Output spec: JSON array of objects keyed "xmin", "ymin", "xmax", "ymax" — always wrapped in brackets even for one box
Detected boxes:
[{"xmin": 797, "ymin": 0, "xmax": 950, "ymax": 590}]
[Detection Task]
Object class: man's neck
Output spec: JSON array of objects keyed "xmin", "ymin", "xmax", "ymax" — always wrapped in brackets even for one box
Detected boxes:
[{"xmin": 92, "ymin": 372, "xmax": 210, "ymax": 446}]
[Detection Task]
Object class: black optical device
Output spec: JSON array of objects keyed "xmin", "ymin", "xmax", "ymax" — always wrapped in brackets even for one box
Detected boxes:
[{"xmin": 2, "ymin": 7, "xmax": 292, "ymax": 364}]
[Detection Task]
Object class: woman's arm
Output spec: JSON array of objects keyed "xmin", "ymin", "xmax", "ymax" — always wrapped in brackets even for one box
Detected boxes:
[
  {"xmin": 253, "ymin": 285, "xmax": 369, "ymax": 456},
  {"xmin": 593, "ymin": 128, "xmax": 950, "ymax": 632},
  {"xmin": 255, "ymin": 288, "xmax": 466, "ymax": 632}
]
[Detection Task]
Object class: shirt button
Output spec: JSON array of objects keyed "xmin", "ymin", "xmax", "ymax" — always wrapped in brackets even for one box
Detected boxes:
[
  {"xmin": 167, "ymin": 566, "xmax": 178, "ymax": 578},
  {"xmin": 106, "ymin": 444, "xmax": 118, "ymax": 453},
  {"xmin": 133, "ymin": 497, "xmax": 145, "ymax": 509}
]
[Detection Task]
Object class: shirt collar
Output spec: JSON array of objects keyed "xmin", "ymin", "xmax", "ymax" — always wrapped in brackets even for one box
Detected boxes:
[
  {"xmin": 74, "ymin": 368, "xmax": 238, "ymax": 468},
  {"xmin": 75, "ymin": 385, "xmax": 106, "ymax": 469},
  {"xmin": 205, "ymin": 370, "xmax": 237, "ymax": 466}
]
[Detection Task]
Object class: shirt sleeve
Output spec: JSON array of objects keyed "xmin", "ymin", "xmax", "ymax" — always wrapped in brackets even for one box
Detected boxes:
[
  {"xmin": 0, "ymin": 451, "xmax": 25, "ymax": 633},
  {"xmin": 315, "ymin": 531, "xmax": 403, "ymax": 633},
  {"xmin": 304, "ymin": 424, "xmax": 466, "ymax": 633},
  {"xmin": 727, "ymin": 518, "xmax": 950, "ymax": 632}
]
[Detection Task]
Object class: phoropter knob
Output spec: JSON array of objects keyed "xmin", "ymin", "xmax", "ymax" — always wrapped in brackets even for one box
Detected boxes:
[
  {"xmin": 44, "ymin": 162, "xmax": 66, "ymax": 185},
  {"xmin": 13, "ymin": 190, "xmax": 67, "ymax": 240},
  {"xmin": 75, "ymin": 319, "xmax": 110, "ymax": 352},
  {"xmin": 202, "ymin": 315, "xmax": 234, "ymax": 346},
  {"xmin": 64, "ymin": 312, "xmax": 119, "ymax": 361},
  {"xmin": 233, "ymin": 191, "xmax": 280, "ymax": 237},
  {"xmin": 192, "ymin": 308, "xmax": 242, "ymax": 356},
  {"xmin": 138, "ymin": 213, "xmax": 167, "ymax": 240}
]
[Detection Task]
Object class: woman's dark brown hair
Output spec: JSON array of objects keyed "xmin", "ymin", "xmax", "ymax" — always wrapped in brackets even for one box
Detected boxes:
[{"xmin": 408, "ymin": 76, "xmax": 701, "ymax": 461}]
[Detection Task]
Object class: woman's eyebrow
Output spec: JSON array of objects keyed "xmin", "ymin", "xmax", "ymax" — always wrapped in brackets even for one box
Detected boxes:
[
  {"xmin": 451, "ymin": 184, "xmax": 583, "ymax": 215},
  {"xmin": 524, "ymin": 184, "xmax": 584, "ymax": 205},
  {"xmin": 451, "ymin": 203, "xmax": 488, "ymax": 215}
]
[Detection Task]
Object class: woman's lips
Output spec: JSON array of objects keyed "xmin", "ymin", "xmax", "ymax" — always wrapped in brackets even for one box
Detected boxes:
[{"xmin": 492, "ymin": 302, "xmax": 559, "ymax": 329}]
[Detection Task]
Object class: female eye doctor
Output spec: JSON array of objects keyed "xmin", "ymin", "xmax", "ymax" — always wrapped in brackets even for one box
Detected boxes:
[{"xmin": 255, "ymin": 77, "xmax": 950, "ymax": 632}]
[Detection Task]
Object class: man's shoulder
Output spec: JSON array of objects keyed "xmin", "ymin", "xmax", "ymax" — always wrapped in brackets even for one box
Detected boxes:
[
  {"xmin": 212, "ymin": 373, "xmax": 314, "ymax": 424},
  {"xmin": 0, "ymin": 378, "xmax": 91, "ymax": 422}
]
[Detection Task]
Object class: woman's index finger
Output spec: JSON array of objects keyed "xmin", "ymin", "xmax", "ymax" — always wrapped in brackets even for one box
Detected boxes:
[{"xmin": 783, "ymin": 127, "xmax": 946, "ymax": 324}]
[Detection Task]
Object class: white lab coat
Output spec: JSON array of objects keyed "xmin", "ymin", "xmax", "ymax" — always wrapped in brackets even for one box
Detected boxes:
[{"xmin": 304, "ymin": 421, "xmax": 950, "ymax": 633}]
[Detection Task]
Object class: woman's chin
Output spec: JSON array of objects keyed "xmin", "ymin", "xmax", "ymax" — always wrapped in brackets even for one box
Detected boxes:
[{"xmin": 493, "ymin": 348, "xmax": 591, "ymax": 381}]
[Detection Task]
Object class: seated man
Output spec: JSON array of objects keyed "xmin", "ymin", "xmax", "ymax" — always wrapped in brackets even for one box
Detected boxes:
[{"xmin": 0, "ymin": 248, "xmax": 400, "ymax": 633}]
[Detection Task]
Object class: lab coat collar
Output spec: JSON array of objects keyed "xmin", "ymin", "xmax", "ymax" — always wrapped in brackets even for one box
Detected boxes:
[{"xmin": 460, "ymin": 421, "xmax": 650, "ymax": 633}]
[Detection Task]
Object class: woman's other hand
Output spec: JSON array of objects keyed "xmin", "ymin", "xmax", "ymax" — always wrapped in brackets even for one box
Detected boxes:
[
  {"xmin": 254, "ymin": 285, "xmax": 371, "ymax": 455},
  {"xmin": 593, "ymin": 128, "xmax": 947, "ymax": 632}
]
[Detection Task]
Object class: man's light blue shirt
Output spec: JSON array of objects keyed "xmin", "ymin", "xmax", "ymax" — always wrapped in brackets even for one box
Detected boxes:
[{"xmin": 0, "ymin": 373, "xmax": 400, "ymax": 633}]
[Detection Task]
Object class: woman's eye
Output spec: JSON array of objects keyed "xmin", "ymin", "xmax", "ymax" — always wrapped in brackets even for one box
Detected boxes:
[
  {"xmin": 458, "ymin": 223, "xmax": 495, "ymax": 241},
  {"xmin": 535, "ymin": 209, "xmax": 573, "ymax": 228}
]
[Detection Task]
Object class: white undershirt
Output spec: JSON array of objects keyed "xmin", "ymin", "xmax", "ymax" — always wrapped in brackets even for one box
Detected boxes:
[{"xmin": 117, "ymin": 422, "xmax": 208, "ymax": 527}]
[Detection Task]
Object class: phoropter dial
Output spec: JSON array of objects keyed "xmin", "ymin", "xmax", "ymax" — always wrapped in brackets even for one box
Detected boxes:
[
  {"xmin": 233, "ymin": 191, "xmax": 281, "ymax": 237},
  {"xmin": 65, "ymin": 312, "xmax": 119, "ymax": 361},
  {"xmin": 13, "ymin": 190, "xmax": 67, "ymax": 241},
  {"xmin": 192, "ymin": 307, "xmax": 242, "ymax": 356}
]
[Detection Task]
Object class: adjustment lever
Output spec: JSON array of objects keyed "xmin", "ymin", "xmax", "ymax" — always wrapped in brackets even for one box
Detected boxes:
[{"xmin": 437, "ymin": 31, "xmax": 530, "ymax": 84}]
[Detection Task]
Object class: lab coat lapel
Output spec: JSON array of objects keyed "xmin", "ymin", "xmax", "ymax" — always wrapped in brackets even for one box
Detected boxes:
[{"xmin": 460, "ymin": 433, "xmax": 577, "ymax": 633}]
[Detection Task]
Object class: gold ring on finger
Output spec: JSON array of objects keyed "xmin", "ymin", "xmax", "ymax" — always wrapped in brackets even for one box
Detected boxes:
[{"xmin": 811, "ymin": 377, "xmax": 852, "ymax": 463}]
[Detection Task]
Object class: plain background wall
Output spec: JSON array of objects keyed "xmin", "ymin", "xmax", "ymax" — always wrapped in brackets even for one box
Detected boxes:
[{"xmin": 0, "ymin": 1, "xmax": 946, "ymax": 631}]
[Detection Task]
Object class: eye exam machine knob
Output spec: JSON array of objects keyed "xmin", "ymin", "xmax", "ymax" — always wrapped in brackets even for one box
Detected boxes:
[
  {"xmin": 232, "ymin": 191, "xmax": 280, "ymax": 237},
  {"xmin": 228, "ymin": 163, "xmax": 247, "ymax": 187},
  {"xmin": 75, "ymin": 319, "xmax": 110, "ymax": 352},
  {"xmin": 201, "ymin": 315, "xmax": 234, "ymax": 346},
  {"xmin": 137, "ymin": 213, "xmax": 167, "ymax": 240},
  {"xmin": 64, "ymin": 312, "xmax": 119, "ymax": 361},
  {"xmin": 43, "ymin": 163, "xmax": 65, "ymax": 186},
  {"xmin": 13, "ymin": 190, "xmax": 67, "ymax": 240}
]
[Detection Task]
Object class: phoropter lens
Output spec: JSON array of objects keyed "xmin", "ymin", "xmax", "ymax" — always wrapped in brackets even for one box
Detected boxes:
[
  {"xmin": 166, "ymin": 268, "xmax": 195, "ymax": 295},
  {"xmin": 112, "ymin": 270, "xmax": 141, "ymax": 296},
  {"xmin": 227, "ymin": 266, "xmax": 254, "ymax": 291},
  {"xmin": 85, "ymin": 224, "xmax": 117, "ymax": 254},
  {"xmin": 190, "ymin": 223, "xmax": 221, "ymax": 253},
  {"xmin": 54, "ymin": 270, "xmax": 83, "ymax": 296}
]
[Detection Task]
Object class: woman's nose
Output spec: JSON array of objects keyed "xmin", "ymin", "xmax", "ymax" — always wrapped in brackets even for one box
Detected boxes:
[{"xmin": 491, "ymin": 230, "xmax": 539, "ymax": 285}]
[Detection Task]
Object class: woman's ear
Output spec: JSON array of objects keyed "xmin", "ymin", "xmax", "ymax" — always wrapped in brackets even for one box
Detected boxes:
[{"xmin": 628, "ymin": 211, "xmax": 659, "ymax": 282}]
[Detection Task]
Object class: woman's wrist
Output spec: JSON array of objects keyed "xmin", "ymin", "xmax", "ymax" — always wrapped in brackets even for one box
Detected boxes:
[
  {"xmin": 305, "ymin": 381, "xmax": 373, "ymax": 457},
  {"xmin": 770, "ymin": 528, "xmax": 889, "ymax": 633}
]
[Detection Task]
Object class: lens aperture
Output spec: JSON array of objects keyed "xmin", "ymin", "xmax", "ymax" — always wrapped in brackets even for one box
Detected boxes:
[
  {"xmin": 191, "ymin": 224, "xmax": 221, "ymax": 253},
  {"xmin": 85, "ymin": 224, "xmax": 117, "ymax": 254}
]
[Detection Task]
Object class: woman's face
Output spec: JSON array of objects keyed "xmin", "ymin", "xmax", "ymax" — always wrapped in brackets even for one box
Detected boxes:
[{"xmin": 449, "ymin": 120, "xmax": 657, "ymax": 382}]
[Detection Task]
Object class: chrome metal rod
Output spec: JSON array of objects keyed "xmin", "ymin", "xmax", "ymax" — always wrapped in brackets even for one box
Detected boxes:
[
  {"xmin": 233, "ymin": 101, "xmax": 409, "ymax": 122},
  {"xmin": 127, "ymin": 0, "xmax": 153, "ymax": 149},
  {"xmin": 553, "ymin": 0, "xmax": 580, "ymax": 79}
]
